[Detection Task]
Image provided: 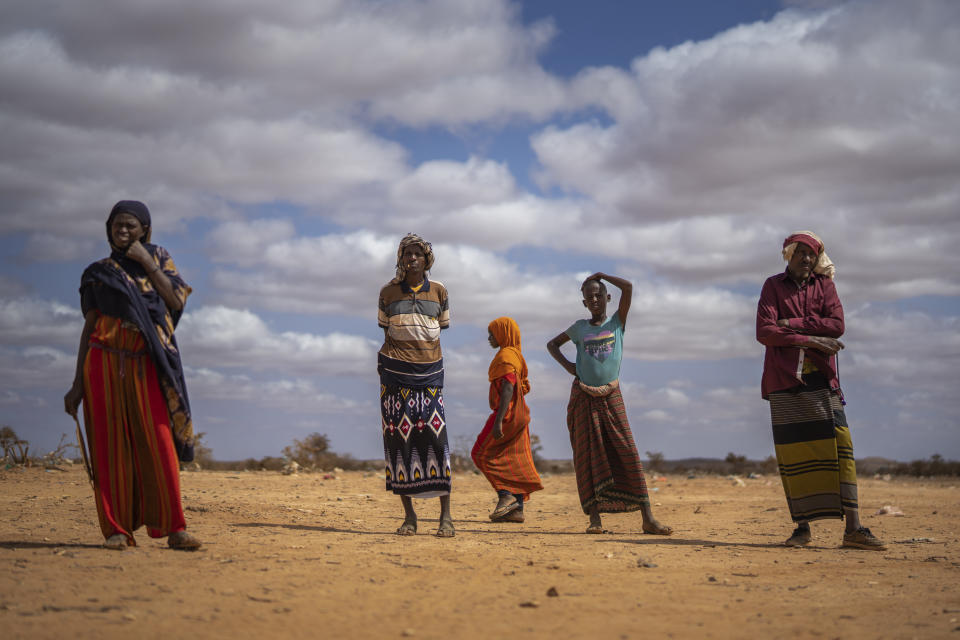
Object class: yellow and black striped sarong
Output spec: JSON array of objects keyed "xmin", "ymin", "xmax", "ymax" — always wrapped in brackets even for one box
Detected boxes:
[{"xmin": 769, "ymin": 372, "xmax": 857, "ymax": 522}]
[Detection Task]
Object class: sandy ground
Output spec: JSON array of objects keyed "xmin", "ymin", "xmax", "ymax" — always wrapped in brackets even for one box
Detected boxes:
[{"xmin": 2, "ymin": 465, "xmax": 958, "ymax": 639}]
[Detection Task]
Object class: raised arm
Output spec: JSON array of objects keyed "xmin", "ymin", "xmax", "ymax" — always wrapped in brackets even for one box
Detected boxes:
[
  {"xmin": 547, "ymin": 331, "xmax": 577, "ymax": 377},
  {"xmin": 589, "ymin": 272, "xmax": 632, "ymax": 327},
  {"xmin": 125, "ymin": 242, "xmax": 186, "ymax": 312}
]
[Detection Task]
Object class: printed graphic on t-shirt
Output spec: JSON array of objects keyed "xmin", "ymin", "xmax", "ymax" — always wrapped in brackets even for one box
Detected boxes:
[{"xmin": 583, "ymin": 329, "xmax": 616, "ymax": 362}]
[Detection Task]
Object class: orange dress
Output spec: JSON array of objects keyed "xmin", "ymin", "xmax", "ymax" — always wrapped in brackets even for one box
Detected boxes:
[{"xmin": 470, "ymin": 317, "xmax": 543, "ymax": 500}]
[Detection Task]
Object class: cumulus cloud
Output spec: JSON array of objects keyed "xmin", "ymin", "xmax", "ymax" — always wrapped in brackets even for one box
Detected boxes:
[
  {"xmin": 0, "ymin": 298, "xmax": 82, "ymax": 346},
  {"xmin": 179, "ymin": 305, "xmax": 378, "ymax": 376},
  {"xmin": 843, "ymin": 308, "xmax": 960, "ymax": 395},
  {"xmin": 532, "ymin": 0, "xmax": 960, "ymax": 299},
  {"xmin": 0, "ymin": 0, "xmax": 568, "ymax": 248},
  {"xmin": 185, "ymin": 367, "xmax": 361, "ymax": 414}
]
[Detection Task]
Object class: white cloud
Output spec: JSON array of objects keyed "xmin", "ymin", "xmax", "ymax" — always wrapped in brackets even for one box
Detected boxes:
[
  {"xmin": 179, "ymin": 305, "xmax": 378, "ymax": 376},
  {"xmin": 0, "ymin": 298, "xmax": 81, "ymax": 346},
  {"xmin": 390, "ymin": 156, "xmax": 518, "ymax": 212},
  {"xmin": 185, "ymin": 367, "xmax": 360, "ymax": 414},
  {"xmin": 531, "ymin": 0, "xmax": 960, "ymax": 299}
]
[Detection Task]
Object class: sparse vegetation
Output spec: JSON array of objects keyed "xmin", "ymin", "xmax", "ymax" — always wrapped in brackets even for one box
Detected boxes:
[
  {"xmin": 646, "ymin": 450, "xmax": 665, "ymax": 473},
  {"xmin": 874, "ymin": 454, "xmax": 960, "ymax": 477},
  {"xmin": 530, "ymin": 433, "xmax": 545, "ymax": 471},
  {"xmin": 1, "ymin": 426, "xmax": 30, "ymax": 466},
  {"xmin": 41, "ymin": 433, "xmax": 79, "ymax": 468},
  {"xmin": 281, "ymin": 432, "xmax": 369, "ymax": 471},
  {"xmin": 725, "ymin": 452, "xmax": 749, "ymax": 475},
  {"xmin": 192, "ymin": 431, "xmax": 215, "ymax": 469},
  {"xmin": 450, "ymin": 434, "xmax": 477, "ymax": 472}
]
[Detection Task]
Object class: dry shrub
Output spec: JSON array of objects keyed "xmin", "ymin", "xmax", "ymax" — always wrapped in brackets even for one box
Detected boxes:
[
  {"xmin": 875, "ymin": 454, "xmax": 960, "ymax": 477},
  {"xmin": 1, "ymin": 426, "xmax": 30, "ymax": 466}
]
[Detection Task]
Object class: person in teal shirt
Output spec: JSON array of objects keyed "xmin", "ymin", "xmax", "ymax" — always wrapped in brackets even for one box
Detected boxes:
[{"xmin": 547, "ymin": 273, "xmax": 672, "ymax": 535}]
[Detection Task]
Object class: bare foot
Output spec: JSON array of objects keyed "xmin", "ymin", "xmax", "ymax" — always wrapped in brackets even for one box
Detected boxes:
[
  {"xmin": 586, "ymin": 511, "xmax": 607, "ymax": 534},
  {"xmin": 436, "ymin": 518, "xmax": 455, "ymax": 538},
  {"xmin": 641, "ymin": 519, "xmax": 673, "ymax": 535},
  {"xmin": 396, "ymin": 517, "xmax": 417, "ymax": 536}
]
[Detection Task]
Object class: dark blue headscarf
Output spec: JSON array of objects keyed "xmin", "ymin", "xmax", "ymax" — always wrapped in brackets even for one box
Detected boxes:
[{"xmin": 81, "ymin": 200, "xmax": 195, "ymax": 461}]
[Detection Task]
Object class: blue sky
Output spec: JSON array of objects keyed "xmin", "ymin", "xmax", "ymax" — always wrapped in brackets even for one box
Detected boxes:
[{"xmin": 1, "ymin": 0, "xmax": 958, "ymax": 463}]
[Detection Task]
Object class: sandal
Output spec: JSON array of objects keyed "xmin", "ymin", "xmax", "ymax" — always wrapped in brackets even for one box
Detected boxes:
[
  {"xmin": 585, "ymin": 524, "xmax": 609, "ymax": 534},
  {"xmin": 436, "ymin": 519, "xmax": 455, "ymax": 538},
  {"xmin": 167, "ymin": 530, "xmax": 202, "ymax": 550},
  {"xmin": 494, "ymin": 510, "xmax": 524, "ymax": 523},
  {"xmin": 103, "ymin": 534, "xmax": 127, "ymax": 551},
  {"xmin": 396, "ymin": 521, "xmax": 417, "ymax": 536},
  {"xmin": 489, "ymin": 500, "xmax": 521, "ymax": 521}
]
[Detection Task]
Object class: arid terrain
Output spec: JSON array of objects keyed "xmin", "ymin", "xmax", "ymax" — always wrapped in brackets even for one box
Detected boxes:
[{"xmin": 2, "ymin": 466, "xmax": 958, "ymax": 639}]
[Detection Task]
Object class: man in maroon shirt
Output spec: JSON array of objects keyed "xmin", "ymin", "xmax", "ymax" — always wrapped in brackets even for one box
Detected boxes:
[{"xmin": 757, "ymin": 231, "xmax": 884, "ymax": 550}]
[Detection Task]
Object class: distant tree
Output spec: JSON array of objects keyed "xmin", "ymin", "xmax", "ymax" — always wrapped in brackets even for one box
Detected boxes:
[
  {"xmin": 725, "ymin": 452, "xmax": 748, "ymax": 475},
  {"xmin": 192, "ymin": 432, "xmax": 215, "ymax": 469},
  {"xmin": 1, "ymin": 426, "xmax": 30, "ymax": 465},
  {"xmin": 283, "ymin": 432, "xmax": 332, "ymax": 469},
  {"xmin": 449, "ymin": 434, "xmax": 477, "ymax": 472},
  {"xmin": 646, "ymin": 451, "xmax": 665, "ymax": 472},
  {"xmin": 761, "ymin": 455, "xmax": 779, "ymax": 474},
  {"xmin": 530, "ymin": 433, "xmax": 545, "ymax": 470}
]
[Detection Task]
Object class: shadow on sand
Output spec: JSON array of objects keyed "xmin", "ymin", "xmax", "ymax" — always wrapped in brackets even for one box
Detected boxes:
[
  {"xmin": 229, "ymin": 521, "xmax": 786, "ymax": 548},
  {"xmin": 0, "ymin": 540, "xmax": 103, "ymax": 550}
]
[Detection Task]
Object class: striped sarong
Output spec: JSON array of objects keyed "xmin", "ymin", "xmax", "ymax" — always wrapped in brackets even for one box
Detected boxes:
[
  {"xmin": 566, "ymin": 380, "xmax": 649, "ymax": 514},
  {"xmin": 82, "ymin": 315, "xmax": 187, "ymax": 543},
  {"xmin": 769, "ymin": 372, "xmax": 858, "ymax": 522}
]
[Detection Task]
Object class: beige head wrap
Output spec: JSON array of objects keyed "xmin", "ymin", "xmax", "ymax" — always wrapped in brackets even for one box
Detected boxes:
[{"xmin": 392, "ymin": 233, "xmax": 435, "ymax": 284}]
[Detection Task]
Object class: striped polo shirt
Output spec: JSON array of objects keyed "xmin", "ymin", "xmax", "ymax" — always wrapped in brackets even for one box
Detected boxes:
[{"xmin": 377, "ymin": 277, "xmax": 449, "ymax": 388}]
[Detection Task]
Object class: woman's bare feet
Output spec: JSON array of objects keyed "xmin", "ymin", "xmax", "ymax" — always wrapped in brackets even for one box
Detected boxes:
[
  {"xmin": 436, "ymin": 517, "xmax": 455, "ymax": 538},
  {"xmin": 396, "ymin": 517, "xmax": 417, "ymax": 536},
  {"xmin": 641, "ymin": 518, "xmax": 673, "ymax": 535},
  {"xmin": 586, "ymin": 506, "xmax": 607, "ymax": 533}
]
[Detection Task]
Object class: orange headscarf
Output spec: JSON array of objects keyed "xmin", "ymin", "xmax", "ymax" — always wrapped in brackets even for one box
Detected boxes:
[{"xmin": 487, "ymin": 317, "xmax": 530, "ymax": 394}]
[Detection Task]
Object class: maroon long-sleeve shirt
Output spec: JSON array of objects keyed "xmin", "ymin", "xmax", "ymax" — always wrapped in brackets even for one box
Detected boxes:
[{"xmin": 756, "ymin": 271, "xmax": 844, "ymax": 399}]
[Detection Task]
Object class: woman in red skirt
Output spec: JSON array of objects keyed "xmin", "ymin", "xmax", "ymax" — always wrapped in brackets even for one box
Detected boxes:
[{"xmin": 64, "ymin": 200, "xmax": 200, "ymax": 551}]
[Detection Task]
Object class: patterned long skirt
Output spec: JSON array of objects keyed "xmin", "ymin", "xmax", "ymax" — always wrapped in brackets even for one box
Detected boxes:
[
  {"xmin": 381, "ymin": 384, "xmax": 452, "ymax": 497},
  {"xmin": 769, "ymin": 373, "xmax": 858, "ymax": 522},
  {"xmin": 82, "ymin": 315, "xmax": 187, "ymax": 544},
  {"xmin": 567, "ymin": 381, "xmax": 649, "ymax": 514}
]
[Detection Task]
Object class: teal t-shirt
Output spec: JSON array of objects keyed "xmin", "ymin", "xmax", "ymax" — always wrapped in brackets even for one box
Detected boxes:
[{"xmin": 565, "ymin": 313, "xmax": 624, "ymax": 386}]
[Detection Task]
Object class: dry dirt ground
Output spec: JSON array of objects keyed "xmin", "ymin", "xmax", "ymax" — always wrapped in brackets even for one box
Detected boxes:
[{"xmin": 2, "ymin": 466, "xmax": 958, "ymax": 639}]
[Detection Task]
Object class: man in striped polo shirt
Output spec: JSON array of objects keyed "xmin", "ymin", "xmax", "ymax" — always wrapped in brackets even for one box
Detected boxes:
[{"xmin": 378, "ymin": 233, "xmax": 454, "ymax": 537}]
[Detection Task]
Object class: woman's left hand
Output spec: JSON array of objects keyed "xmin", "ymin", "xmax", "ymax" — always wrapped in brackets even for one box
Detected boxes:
[{"xmin": 493, "ymin": 422, "xmax": 504, "ymax": 440}]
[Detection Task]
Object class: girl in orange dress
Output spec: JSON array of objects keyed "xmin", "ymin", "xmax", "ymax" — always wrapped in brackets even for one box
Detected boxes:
[{"xmin": 471, "ymin": 317, "xmax": 543, "ymax": 522}]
